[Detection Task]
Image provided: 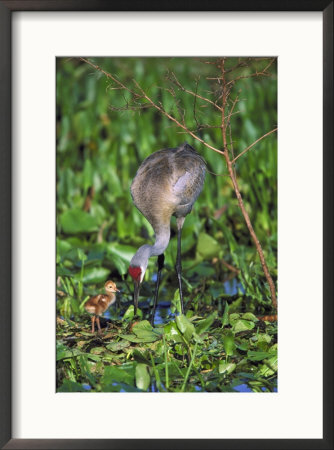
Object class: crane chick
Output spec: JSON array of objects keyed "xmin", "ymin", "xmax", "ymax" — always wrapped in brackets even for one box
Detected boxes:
[
  {"xmin": 128, "ymin": 142, "xmax": 206, "ymax": 324},
  {"xmin": 84, "ymin": 280, "xmax": 119, "ymax": 333}
]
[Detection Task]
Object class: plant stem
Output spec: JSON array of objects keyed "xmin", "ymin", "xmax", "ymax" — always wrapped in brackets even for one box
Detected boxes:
[
  {"xmin": 163, "ymin": 334, "xmax": 169, "ymax": 390},
  {"xmin": 181, "ymin": 342, "xmax": 198, "ymax": 392},
  {"xmin": 149, "ymin": 353, "xmax": 164, "ymax": 392}
]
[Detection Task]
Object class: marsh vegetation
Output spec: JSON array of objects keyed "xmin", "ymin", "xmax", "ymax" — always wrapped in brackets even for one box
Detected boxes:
[{"xmin": 56, "ymin": 57, "xmax": 277, "ymax": 393}]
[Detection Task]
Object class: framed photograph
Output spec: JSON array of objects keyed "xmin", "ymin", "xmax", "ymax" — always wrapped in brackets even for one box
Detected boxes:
[{"xmin": 0, "ymin": 1, "xmax": 332, "ymax": 449}]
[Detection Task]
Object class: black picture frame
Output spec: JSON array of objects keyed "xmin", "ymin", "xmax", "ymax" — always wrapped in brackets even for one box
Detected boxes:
[{"xmin": 0, "ymin": 1, "xmax": 333, "ymax": 449}]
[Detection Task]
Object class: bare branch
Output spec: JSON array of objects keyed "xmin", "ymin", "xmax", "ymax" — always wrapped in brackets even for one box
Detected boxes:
[
  {"xmin": 132, "ymin": 79, "xmax": 225, "ymax": 156},
  {"xmin": 226, "ymin": 58, "xmax": 276, "ymax": 87},
  {"xmin": 219, "ymin": 58, "xmax": 277, "ymax": 310},
  {"xmin": 232, "ymin": 127, "xmax": 278, "ymax": 164},
  {"xmin": 80, "ymin": 57, "xmax": 225, "ymax": 157},
  {"xmin": 80, "ymin": 58, "xmax": 141, "ymax": 99},
  {"xmin": 168, "ymin": 71, "xmax": 223, "ymax": 113}
]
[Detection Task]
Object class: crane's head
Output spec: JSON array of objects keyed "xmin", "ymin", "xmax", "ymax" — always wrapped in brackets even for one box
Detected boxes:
[
  {"xmin": 128, "ymin": 245, "xmax": 151, "ymax": 315},
  {"xmin": 104, "ymin": 280, "xmax": 119, "ymax": 294}
]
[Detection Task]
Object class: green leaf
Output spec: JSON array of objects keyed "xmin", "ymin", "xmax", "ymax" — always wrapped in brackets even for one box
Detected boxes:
[
  {"xmin": 135, "ymin": 364, "xmax": 151, "ymax": 391},
  {"xmin": 222, "ymin": 301, "xmax": 229, "ymax": 328},
  {"xmin": 247, "ymin": 351, "xmax": 273, "ymax": 361},
  {"xmin": 132, "ymin": 349, "xmax": 151, "ymax": 364},
  {"xmin": 176, "ymin": 315, "xmax": 195, "ymax": 343},
  {"xmin": 107, "ymin": 243, "xmax": 137, "ymax": 264},
  {"xmin": 101, "ymin": 365, "xmax": 135, "ymax": 387},
  {"xmin": 123, "ymin": 305, "xmax": 143, "ymax": 321},
  {"xmin": 59, "ymin": 209, "xmax": 99, "ymax": 234},
  {"xmin": 120, "ymin": 334, "xmax": 158, "ymax": 343},
  {"xmin": 196, "ymin": 232, "xmax": 219, "ymax": 259},
  {"xmin": 171, "ymin": 289, "xmax": 181, "ymax": 314},
  {"xmin": 106, "ymin": 340, "xmax": 131, "ymax": 352},
  {"xmin": 132, "ymin": 321, "xmax": 162, "ymax": 342},
  {"xmin": 77, "ymin": 248, "xmax": 87, "ymax": 262},
  {"xmin": 232, "ymin": 319, "xmax": 255, "ymax": 333},
  {"xmin": 241, "ymin": 312, "xmax": 258, "ymax": 322},
  {"xmin": 258, "ymin": 355, "xmax": 278, "ymax": 377},
  {"xmin": 78, "ymin": 266, "xmax": 110, "ymax": 284},
  {"xmin": 219, "ymin": 362, "xmax": 236, "ymax": 375},
  {"xmin": 56, "ymin": 343, "xmax": 82, "ymax": 361},
  {"xmin": 223, "ymin": 333, "xmax": 236, "ymax": 357},
  {"xmin": 163, "ymin": 322, "xmax": 183, "ymax": 343},
  {"xmin": 195, "ymin": 312, "xmax": 217, "ymax": 335}
]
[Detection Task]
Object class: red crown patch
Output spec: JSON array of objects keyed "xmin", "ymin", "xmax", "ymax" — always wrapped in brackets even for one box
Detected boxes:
[{"xmin": 128, "ymin": 266, "xmax": 142, "ymax": 282}]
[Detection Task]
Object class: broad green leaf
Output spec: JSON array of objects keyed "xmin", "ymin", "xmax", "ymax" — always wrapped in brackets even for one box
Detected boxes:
[
  {"xmin": 258, "ymin": 355, "xmax": 278, "ymax": 377},
  {"xmin": 232, "ymin": 319, "xmax": 255, "ymax": 333},
  {"xmin": 219, "ymin": 362, "xmax": 236, "ymax": 374},
  {"xmin": 163, "ymin": 322, "xmax": 183, "ymax": 343},
  {"xmin": 135, "ymin": 364, "xmax": 151, "ymax": 391},
  {"xmin": 229, "ymin": 313, "xmax": 241, "ymax": 326},
  {"xmin": 223, "ymin": 333, "xmax": 236, "ymax": 357},
  {"xmin": 60, "ymin": 209, "xmax": 99, "ymax": 234},
  {"xmin": 123, "ymin": 305, "xmax": 143, "ymax": 321},
  {"xmin": 76, "ymin": 266, "xmax": 110, "ymax": 284},
  {"xmin": 101, "ymin": 365, "xmax": 134, "ymax": 387},
  {"xmin": 106, "ymin": 340, "xmax": 131, "ymax": 352},
  {"xmin": 106, "ymin": 243, "xmax": 137, "ymax": 264},
  {"xmin": 195, "ymin": 312, "xmax": 217, "ymax": 335},
  {"xmin": 241, "ymin": 312, "xmax": 258, "ymax": 322},
  {"xmin": 132, "ymin": 320, "xmax": 162, "ymax": 342},
  {"xmin": 56, "ymin": 343, "xmax": 82, "ymax": 361},
  {"xmin": 196, "ymin": 232, "xmax": 219, "ymax": 259},
  {"xmin": 120, "ymin": 334, "xmax": 159, "ymax": 344},
  {"xmin": 56, "ymin": 238, "xmax": 73, "ymax": 257},
  {"xmin": 176, "ymin": 315, "xmax": 195, "ymax": 343}
]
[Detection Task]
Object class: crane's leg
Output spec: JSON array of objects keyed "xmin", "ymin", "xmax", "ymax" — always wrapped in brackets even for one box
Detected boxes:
[
  {"xmin": 151, "ymin": 253, "xmax": 165, "ymax": 326},
  {"xmin": 96, "ymin": 316, "xmax": 102, "ymax": 334},
  {"xmin": 176, "ymin": 217, "xmax": 185, "ymax": 314},
  {"xmin": 91, "ymin": 315, "xmax": 96, "ymax": 333}
]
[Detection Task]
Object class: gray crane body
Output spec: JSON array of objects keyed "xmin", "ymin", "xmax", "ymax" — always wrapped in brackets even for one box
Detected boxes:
[{"xmin": 129, "ymin": 142, "xmax": 206, "ymax": 321}]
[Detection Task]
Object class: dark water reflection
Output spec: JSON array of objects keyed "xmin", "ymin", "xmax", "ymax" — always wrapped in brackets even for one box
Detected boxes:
[{"xmin": 104, "ymin": 277, "xmax": 245, "ymax": 325}]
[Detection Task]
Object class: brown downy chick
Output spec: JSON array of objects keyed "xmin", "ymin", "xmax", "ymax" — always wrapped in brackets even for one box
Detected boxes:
[{"xmin": 84, "ymin": 280, "xmax": 119, "ymax": 333}]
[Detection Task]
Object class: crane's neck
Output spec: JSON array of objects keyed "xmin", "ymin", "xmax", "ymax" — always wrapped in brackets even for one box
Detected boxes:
[
  {"xmin": 151, "ymin": 225, "xmax": 170, "ymax": 256},
  {"xmin": 130, "ymin": 226, "xmax": 170, "ymax": 281}
]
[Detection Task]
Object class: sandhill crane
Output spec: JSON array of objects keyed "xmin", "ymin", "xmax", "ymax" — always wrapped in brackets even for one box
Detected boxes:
[
  {"xmin": 84, "ymin": 280, "xmax": 119, "ymax": 333},
  {"xmin": 128, "ymin": 142, "xmax": 206, "ymax": 324}
]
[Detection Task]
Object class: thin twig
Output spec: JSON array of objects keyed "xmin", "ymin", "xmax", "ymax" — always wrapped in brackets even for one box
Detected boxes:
[
  {"xmin": 169, "ymin": 71, "xmax": 223, "ymax": 113},
  {"xmin": 232, "ymin": 127, "xmax": 278, "ymax": 164},
  {"xmin": 80, "ymin": 58, "xmax": 225, "ymax": 157},
  {"xmin": 132, "ymin": 79, "xmax": 225, "ymax": 156}
]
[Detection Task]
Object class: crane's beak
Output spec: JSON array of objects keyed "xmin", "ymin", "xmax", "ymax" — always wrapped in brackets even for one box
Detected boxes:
[{"xmin": 133, "ymin": 281, "xmax": 141, "ymax": 316}]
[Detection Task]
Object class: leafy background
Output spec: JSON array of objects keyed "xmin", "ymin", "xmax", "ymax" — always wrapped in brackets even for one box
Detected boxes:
[{"xmin": 56, "ymin": 57, "xmax": 277, "ymax": 392}]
